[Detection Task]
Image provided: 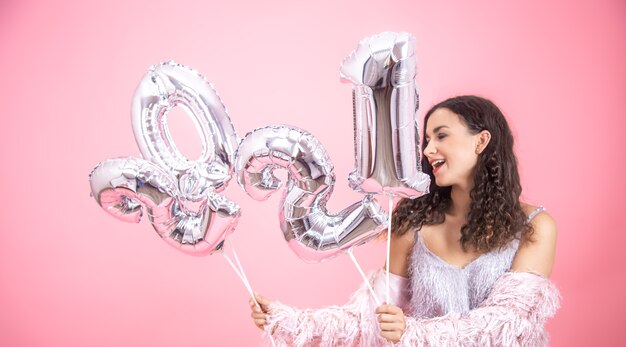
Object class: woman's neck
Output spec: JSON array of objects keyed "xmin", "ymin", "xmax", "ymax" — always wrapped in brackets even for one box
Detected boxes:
[{"xmin": 449, "ymin": 183, "xmax": 472, "ymax": 219}]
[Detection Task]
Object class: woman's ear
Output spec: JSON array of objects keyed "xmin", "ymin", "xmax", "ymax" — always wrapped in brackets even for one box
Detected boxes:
[{"xmin": 475, "ymin": 130, "xmax": 491, "ymax": 154}]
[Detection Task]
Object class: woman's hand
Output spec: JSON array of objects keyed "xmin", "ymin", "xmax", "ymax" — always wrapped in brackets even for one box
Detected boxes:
[
  {"xmin": 375, "ymin": 303, "xmax": 406, "ymax": 343},
  {"xmin": 249, "ymin": 293, "xmax": 272, "ymax": 331}
]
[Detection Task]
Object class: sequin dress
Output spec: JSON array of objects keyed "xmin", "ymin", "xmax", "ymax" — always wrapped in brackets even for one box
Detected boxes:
[{"xmin": 407, "ymin": 206, "xmax": 546, "ymax": 318}]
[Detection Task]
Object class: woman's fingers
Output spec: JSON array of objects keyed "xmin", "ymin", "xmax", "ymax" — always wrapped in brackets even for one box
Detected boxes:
[
  {"xmin": 380, "ymin": 330, "xmax": 403, "ymax": 343},
  {"xmin": 375, "ymin": 304, "xmax": 402, "ymax": 315},
  {"xmin": 249, "ymin": 294, "xmax": 272, "ymax": 313},
  {"xmin": 249, "ymin": 294, "xmax": 271, "ymax": 331},
  {"xmin": 379, "ymin": 322, "xmax": 402, "ymax": 331},
  {"xmin": 248, "ymin": 299, "xmax": 258, "ymax": 309},
  {"xmin": 251, "ymin": 311, "xmax": 268, "ymax": 320},
  {"xmin": 378, "ymin": 314, "xmax": 405, "ymax": 327},
  {"xmin": 255, "ymin": 293, "xmax": 271, "ymax": 309},
  {"xmin": 377, "ymin": 313, "xmax": 402, "ymax": 323},
  {"xmin": 376, "ymin": 305, "xmax": 406, "ymax": 343},
  {"xmin": 251, "ymin": 310, "xmax": 268, "ymax": 330}
]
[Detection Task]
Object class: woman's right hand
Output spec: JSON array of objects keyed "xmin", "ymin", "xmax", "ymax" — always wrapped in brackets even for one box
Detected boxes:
[{"xmin": 249, "ymin": 293, "xmax": 272, "ymax": 331}]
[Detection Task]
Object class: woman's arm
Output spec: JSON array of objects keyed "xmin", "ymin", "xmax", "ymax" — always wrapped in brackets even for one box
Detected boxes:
[
  {"xmin": 264, "ymin": 268, "xmax": 407, "ymax": 347},
  {"xmin": 387, "ymin": 228, "xmax": 416, "ymax": 278},
  {"xmin": 397, "ymin": 271, "xmax": 560, "ymax": 346},
  {"xmin": 262, "ymin": 230, "xmax": 414, "ymax": 347},
  {"xmin": 511, "ymin": 209, "xmax": 558, "ymax": 277}
]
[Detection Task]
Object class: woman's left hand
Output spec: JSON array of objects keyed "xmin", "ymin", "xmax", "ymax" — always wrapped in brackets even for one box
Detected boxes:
[{"xmin": 375, "ymin": 303, "xmax": 406, "ymax": 343}]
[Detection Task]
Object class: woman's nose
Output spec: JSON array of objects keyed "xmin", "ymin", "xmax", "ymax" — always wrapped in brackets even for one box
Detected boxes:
[{"xmin": 423, "ymin": 141, "xmax": 436, "ymax": 157}]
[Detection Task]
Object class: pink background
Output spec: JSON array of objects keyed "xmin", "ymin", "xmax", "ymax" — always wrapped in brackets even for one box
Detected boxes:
[{"xmin": 1, "ymin": 0, "xmax": 624, "ymax": 346}]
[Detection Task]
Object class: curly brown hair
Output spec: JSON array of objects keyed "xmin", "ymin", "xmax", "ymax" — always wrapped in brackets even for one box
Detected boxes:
[{"xmin": 391, "ymin": 95, "xmax": 534, "ymax": 253}]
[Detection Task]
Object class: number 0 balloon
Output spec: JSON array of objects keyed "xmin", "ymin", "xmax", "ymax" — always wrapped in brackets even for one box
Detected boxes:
[{"xmin": 89, "ymin": 61, "xmax": 241, "ymax": 256}]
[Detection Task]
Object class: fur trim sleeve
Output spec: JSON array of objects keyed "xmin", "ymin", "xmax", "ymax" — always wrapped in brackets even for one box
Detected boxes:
[
  {"xmin": 396, "ymin": 271, "xmax": 561, "ymax": 347},
  {"xmin": 263, "ymin": 268, "xmax": 409, "ymax": 347}
]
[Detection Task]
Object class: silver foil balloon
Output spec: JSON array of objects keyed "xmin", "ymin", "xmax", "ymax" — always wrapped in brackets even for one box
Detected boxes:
[
  {"xmin": 340, "ymin": 32, "xmax": 430, "ymax": 198},
  {"xmin": 132, "ymin": 60, "xmax": 240, "ymax": 200},
  {"xmin": 89, "ymin": 61, "xmax": 241, "ymax": 256},
  {"xmin": 89, "ymin": 158, "xmax": 240, "ymax": 256},
  {"xmin": 235, "ymin": 125, "xmax": 388, "ymax": 263}
]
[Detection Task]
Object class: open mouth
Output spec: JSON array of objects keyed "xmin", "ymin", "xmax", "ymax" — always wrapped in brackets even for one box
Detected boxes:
[{"xmin": 432, "ymin": 159, "xmax": 446, "ymax": 173}]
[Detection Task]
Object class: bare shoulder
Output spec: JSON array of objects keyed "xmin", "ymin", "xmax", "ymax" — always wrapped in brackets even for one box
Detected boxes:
[
  {"xmin": 511, "ymin": 203, "xmax": 558, "ymax": 278},
  {"xmin": 388, "ymin": 228, "xmax": 416, "ymax": 278},
  {"xmin": 520, "ymin": 202, "xmax": 542, "ymax": 217},
  {"xmin": 520, "ymin": 203, "xmax": 558, "ymax": 242}
]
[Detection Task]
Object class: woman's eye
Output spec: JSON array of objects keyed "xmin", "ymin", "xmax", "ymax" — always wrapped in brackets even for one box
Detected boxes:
[{"xmin": 424, "ymin": 134, "xmax": 445, "ymax": 144}]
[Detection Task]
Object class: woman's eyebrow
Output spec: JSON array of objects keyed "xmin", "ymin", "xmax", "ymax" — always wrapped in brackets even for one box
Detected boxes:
[{"xmin": 425, "ymin": 125, "xmax": 450, "ymax": 139}]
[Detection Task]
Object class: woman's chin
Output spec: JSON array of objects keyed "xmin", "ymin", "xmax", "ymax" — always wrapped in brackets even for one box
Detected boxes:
[{"xmin": 433, "ymin": 177, "xmax": 450, "ymax": 187}]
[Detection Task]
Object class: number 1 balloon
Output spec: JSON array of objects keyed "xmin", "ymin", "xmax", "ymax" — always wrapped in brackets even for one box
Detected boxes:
[
  {"xmin": 340, "ymin": 32, "xmax": 430, "ymax": 199},
  {"xmin": 89, "ymin": 61, "xmax": 241, "ymax": 256},
  {"xmin": 340, "ymin": 32, "xmax": 432, "ymax": 304}
]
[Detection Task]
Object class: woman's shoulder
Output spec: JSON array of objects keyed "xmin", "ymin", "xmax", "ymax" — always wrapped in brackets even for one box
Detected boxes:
[
  {"xmin": 512, "ymin": 203, "xmax": 558, "ymax": 277},
  {"xmin": 391, "ymin": 226, "xmax": 417, "ymax": 247},
  {"xmin": 521, "ymin": 203, "xmax": 552, "ymax": 222},
  {"xmin": 388, "ymin": 227, "xmax": 417, "ymax": 278},
  {"xmin": 520, "ymin": 202, "xmax": 557, "ymax": 237},
  {"xmin": 521, "ymin": 202, "xmax": 541, "ymax": 216}
]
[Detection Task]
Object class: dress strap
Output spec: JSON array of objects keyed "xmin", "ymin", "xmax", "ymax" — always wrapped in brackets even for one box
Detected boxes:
[{"xmin": 527, "ymin": 205, "xmax": 545, "ymax": 222}]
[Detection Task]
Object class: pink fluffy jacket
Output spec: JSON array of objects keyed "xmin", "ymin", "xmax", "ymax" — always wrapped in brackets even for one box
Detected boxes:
[{"xmin": 263, "ymin": 269, "xmax": 560, "ymax": 346}]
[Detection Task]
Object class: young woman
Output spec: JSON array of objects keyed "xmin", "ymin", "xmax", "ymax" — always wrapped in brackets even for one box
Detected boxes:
[{"xmin": 249, "ymin": 95, "xmax": 560, "ymax": 346}]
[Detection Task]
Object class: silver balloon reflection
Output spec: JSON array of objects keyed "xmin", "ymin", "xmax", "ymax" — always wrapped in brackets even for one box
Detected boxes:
[
  {"xmin": 132, "ymin": 60, "xmax": 240, "ymax": 200},
  {"xmin": 89, "ymin": 61, "xmax": 241, "ymax": 256},
  {"xmin": 340, "ymin": 32, "xmax": 430, "ymax": 198},
  {"xmin": 235, "ymin": 125, "xmax": 388, "ymax": 262},
  {"xmin": 89, "ymin": 158, "xmax": 240, "ymax": 256}
]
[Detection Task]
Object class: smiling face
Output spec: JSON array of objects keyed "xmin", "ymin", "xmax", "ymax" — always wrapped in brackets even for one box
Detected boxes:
[{"xmin": 423, "ymin": 108, "xmax": 490, "ymax": 189}]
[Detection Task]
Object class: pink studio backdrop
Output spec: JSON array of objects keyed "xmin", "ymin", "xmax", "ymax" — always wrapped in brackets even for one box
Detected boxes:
[{"xmin": 1, "ymin": 0, "xmax": 624, "ymax": 346}]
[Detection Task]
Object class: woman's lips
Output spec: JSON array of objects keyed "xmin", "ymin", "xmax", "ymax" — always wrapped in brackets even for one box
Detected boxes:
[{"xmin": 433, "ymin": 162, "xmax": 445, "ymax": 174}]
